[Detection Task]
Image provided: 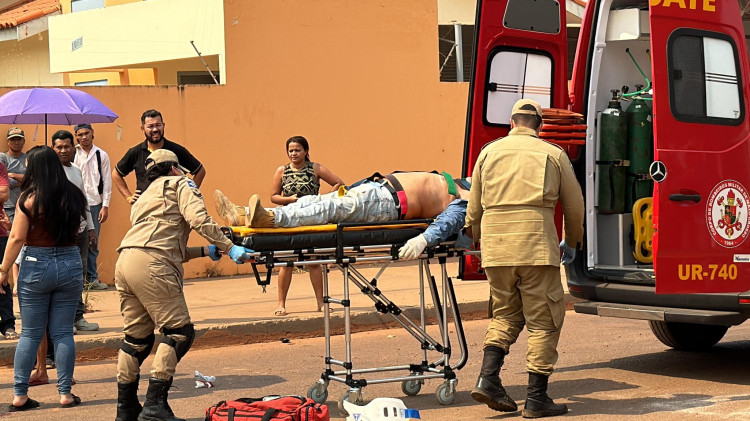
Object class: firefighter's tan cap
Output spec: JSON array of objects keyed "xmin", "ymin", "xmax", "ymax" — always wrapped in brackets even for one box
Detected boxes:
[
  {"xmin": 511, "ymin": 99, "xmax": 543, "ymax": 118},
  {"xmin": 146, "ymin": 149, "xmax": 189, "ymax": 173}
]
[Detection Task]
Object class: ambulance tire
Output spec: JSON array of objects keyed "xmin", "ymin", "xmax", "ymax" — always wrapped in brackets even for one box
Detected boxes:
[{"xmin": 648, "ymin": 321, "xmax": 728, "ymax": 350}]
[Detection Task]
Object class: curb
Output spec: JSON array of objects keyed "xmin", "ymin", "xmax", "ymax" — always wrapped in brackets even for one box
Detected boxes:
[{"xmin": 0, "ymin": 293, "xmax": 578, "ymax": 366}]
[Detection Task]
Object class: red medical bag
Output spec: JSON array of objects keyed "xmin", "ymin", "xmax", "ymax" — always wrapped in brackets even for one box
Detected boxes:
[{"xmin": 205, "ymin": 395, "xmax": 329, "ymax": 421}]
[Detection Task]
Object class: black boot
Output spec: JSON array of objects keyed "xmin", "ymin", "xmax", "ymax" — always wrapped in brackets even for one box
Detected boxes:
[
  {"xmin": 470, "ymin": 346, "xmax": 518, "ymax": 412},
  {"xmin": 116, "ymin": 375, "xmax": 142, "ymax": 421},
  {"xmin": 138, "ymin": 378, "xmax": 185, "ymax": 421},
  {"xmin": 522, "ymin": 372, "xmax": 568, "ymax": 418},
  {"xmin": 162, "ymin": 377, "xmax": 174, "ymax": 416}
]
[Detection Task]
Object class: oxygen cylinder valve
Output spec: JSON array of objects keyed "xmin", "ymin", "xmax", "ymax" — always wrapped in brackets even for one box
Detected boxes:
[{"xmin": 609, "ymin": 89, "xmax": 622, "ymax": 108}]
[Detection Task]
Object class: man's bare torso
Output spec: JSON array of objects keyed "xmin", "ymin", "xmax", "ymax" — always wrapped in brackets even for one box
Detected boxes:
[{"xmin": 390, "ymin": 172, "xmax": 464, "ymax": 219}]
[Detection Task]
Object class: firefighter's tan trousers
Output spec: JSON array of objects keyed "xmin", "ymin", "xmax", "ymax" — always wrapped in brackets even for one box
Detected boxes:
[
  {"xmin": 114, "ymin": 248, "xmax": 192, "ymax": 383},
  {"xmin": 484, "ymin": 265, "xmax": 565, "ymax": 375}
]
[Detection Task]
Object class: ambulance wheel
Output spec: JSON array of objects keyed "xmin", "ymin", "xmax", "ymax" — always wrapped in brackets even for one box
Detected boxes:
[
  {"xmin": 401, "ymin": 377, "xmax": 422, "ymax": 396},
  {"xmin": 307, "ymin": 382, "xmax": 328, "ymax": 404},
  {"xmin": 338, "ymin": 389, "xmax": 363, "ymax": 416},
  {"xmin": 435, "ymin": 382, "xmax": 455, "ymax": 405},
  {"xmin": 648, "ymin": 321, "xmax": 727, "ymax": 351}
]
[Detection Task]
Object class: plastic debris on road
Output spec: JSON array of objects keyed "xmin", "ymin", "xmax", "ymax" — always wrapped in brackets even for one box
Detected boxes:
[
  {"xmin": 195, "ymin": 380, "xmax": 214, "ymax": 389},
  {"xmin": 195, "ymin": 370, "xmax": 216, "ymax": 388}
]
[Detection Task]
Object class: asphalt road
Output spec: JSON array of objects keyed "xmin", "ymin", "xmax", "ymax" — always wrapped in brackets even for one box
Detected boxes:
[{"xmin": 1, "ymin": 312, "xmax": 749, "ymax": 420}]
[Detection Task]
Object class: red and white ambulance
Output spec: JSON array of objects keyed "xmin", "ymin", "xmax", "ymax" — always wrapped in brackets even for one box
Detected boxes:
[{"xmin": 462, "ymin": 0, "xmax": 750, "ymax": 349}]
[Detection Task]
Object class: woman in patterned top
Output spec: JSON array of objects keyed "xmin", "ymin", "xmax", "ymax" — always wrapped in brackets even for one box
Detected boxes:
[{"xmin": 271, "ymin": 136, "xmax": 344, "ymax": 316}]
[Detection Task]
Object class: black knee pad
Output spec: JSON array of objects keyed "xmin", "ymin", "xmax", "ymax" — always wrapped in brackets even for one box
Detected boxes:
[
  {"xmin": 161, "ymin": 323, "xmax": 195, "ymax": 362},
  {"xmin": 121, "ymin": 333, "xmax": 155, "ymax": 365}
]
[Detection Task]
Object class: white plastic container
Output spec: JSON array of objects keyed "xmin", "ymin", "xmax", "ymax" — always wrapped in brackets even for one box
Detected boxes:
[{"xmin": 343, "ymin": 397, "xmax": 421, "ymax": 421}]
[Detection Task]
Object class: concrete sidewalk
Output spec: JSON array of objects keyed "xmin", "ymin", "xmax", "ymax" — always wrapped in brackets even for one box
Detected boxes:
[{"xmin": 0, "ymin": 261, "xmax": 573, "ymax": 365}]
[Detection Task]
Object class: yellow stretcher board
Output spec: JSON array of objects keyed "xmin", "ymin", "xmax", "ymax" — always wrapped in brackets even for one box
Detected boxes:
[{"xmin": 230, "ymin": 222, "xmax": 431, "ymax": 237}]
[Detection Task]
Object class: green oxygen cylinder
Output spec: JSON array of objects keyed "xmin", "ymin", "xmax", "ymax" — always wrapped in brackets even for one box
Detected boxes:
[
  {"xmin": 625, "ymin": 87, "xmax": 653, "ymax": 212},
  {"xmin": 597, "ymin": 90, "xmax": 628, "ymax": 214}
]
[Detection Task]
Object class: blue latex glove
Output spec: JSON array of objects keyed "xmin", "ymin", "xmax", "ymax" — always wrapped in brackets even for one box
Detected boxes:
[
  {"xmin": 207, "ymin": 245, "xmax": 222, "ymax": 261},
  {"xmin": 559, "ymin": 239, "xmax": 576, "ymax": 265},
  {"xmin": 228, "ymin": 245, "xmax": 254, "ymax": 264}
]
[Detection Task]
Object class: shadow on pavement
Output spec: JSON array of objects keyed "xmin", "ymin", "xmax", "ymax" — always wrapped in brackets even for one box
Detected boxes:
[{"xmin": 558, "ymin": 339, "xmax": 750, "ymax": 385}]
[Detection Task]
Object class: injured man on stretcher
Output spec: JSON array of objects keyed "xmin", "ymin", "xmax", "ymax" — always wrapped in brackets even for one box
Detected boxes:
[{"xmin": 214, "ymin": 171, "xmax": 472, "ymax": 259}]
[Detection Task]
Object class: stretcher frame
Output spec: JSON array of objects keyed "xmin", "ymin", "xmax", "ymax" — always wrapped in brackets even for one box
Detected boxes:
[{"xmin": 224, "ymin": 221, "xmax": 477, "ymax": 412}]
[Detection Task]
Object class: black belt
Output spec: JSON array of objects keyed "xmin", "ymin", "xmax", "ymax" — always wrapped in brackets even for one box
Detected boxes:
[{"xmin": 376, "ymin": 177, "xmax": 407, "ymax": 220}]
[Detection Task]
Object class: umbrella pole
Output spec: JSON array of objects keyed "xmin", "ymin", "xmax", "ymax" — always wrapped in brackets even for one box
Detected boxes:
[{"xmin": 45, "ymin": 114, "xmax": 47, "ymax": 146}]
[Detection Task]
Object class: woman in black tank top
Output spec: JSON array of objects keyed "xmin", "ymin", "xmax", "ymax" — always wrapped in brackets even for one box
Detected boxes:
[{"xmin": 270, "ymin": 136, "xmax": 344, "ymax": 316}]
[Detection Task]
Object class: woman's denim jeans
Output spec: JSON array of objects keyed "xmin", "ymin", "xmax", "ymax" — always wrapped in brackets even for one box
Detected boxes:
[
  {"xmin": 274, "ymin": 181, "xmax": 398, "ymax": 227},
  {"xmin": 14, "ymin": 246, "xmax": 82, "ymax": 396}
]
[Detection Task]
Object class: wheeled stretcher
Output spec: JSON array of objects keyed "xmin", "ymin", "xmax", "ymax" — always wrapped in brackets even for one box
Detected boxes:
[{"xmin": 222, "ymin": 220, "xmax": 476, "ymax": 413}]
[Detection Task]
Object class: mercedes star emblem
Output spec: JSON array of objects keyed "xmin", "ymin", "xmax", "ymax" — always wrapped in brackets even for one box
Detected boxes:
[{"xmin": 649, "ymin": 161, "xmax": 667, "ymax": 183}]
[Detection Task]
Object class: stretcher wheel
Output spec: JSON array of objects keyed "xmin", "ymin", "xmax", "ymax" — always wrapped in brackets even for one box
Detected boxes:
[
  {"xmin": 307, "ymin": 382, "xmax": 328, "ymax": 404},
  {"xmin": 401, "ymin": 376, "xmax": 422, "ymax": 396},
  {"xmin": 435, "ymin": 382, "xmax": 455, "ymax": 405},
  {"xmin": 338, "ymin": 389, "xmax": 364, "ymax": 416}
]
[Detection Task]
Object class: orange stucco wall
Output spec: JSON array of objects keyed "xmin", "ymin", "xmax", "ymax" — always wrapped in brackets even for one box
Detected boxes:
[{"xmin": 0, "ymin": 0, "xmax": 469, "ymax": 282}]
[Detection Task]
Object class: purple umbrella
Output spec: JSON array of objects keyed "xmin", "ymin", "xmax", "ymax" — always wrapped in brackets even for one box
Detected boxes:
[{"xmin": 0, "ymin": 88, "xmax": 119, "ymax": 144}]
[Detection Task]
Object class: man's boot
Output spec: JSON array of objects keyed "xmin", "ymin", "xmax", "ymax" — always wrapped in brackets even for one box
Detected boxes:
[
  {"xmin": 522, "ymin": 372, "xmax": 568, "ymax": 418},
  {"xmin": 214, "ymin": 190, "xmax": 246, "ymax": 226},
  {"xmin": 138, "ymin": 378, "xmax": 185, "ymax": 421},
  {"xmin": 115, "ymin": 375, "xmax": 141, "ymax": 421},
  {"xmin": 162, "ymin": 377, "xmax": 174, "ymax": 417},
  {"xmin": 247, "ymin": 194, "xmax": 275, "ymax": 228},
  {"xmin": 470, "ymin": 346, "xmax": 517, "ymax": 412}
]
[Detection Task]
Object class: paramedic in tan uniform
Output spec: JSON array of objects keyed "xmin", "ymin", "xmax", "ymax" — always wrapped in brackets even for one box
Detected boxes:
[
  {"xmin": 114, "ymin": 149, "xmax": 252, "ymax": 421},
  {"xmin": 465, "ymin": 99, "xmax": 584, "ymax": 418}
]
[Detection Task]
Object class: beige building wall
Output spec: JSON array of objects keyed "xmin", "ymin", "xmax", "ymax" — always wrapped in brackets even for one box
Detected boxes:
[
  {"xmin": 61, "ymin": 0, "xmax": 137, "ymax": 14},
  {"xmin": 438, "ymin": 0, "xmax": 477, "ymax": 24},
  {"xmin": 0, "ymin": 33, "xmax": 63, "ymax": 86},
  {"xmin": 49, "ymin": 0, "xmax": 226, "ymax": 80},
  {"xmin": 0, "ymin": 0, "xmax": 469, "ymax": 282}
]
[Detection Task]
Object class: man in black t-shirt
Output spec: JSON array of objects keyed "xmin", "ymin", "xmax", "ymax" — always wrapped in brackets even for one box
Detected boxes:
[{"xmin": 112, "ymin": 109, "xmax": 206, "ymax": 205}]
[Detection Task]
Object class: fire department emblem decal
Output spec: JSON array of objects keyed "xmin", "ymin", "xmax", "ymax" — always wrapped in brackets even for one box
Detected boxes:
[{"xmin": 707, "ymin": 180, "xmax": 750, "ymax": 248}]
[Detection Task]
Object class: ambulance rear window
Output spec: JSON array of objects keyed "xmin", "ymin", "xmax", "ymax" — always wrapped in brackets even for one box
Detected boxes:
[
  {"xmin": 668, "ymin": 30, "xmax": 743, "ymax": 125},
  {"xmin": 484, "ymin": 49, "xmax": 553, "ymax": 126},
  {"xmin": 503, "ymin": 0, "xmax": 561, "ymax": 35}
]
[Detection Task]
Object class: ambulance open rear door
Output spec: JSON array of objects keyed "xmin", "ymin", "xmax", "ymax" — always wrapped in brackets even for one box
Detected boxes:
[
  {"xmin": 460, "ymin": 0, "xmax": 569, "ymax": 280},
  {"xmin": 649, "ymin": 1, "xmax": 750, "ymax": 294}
]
